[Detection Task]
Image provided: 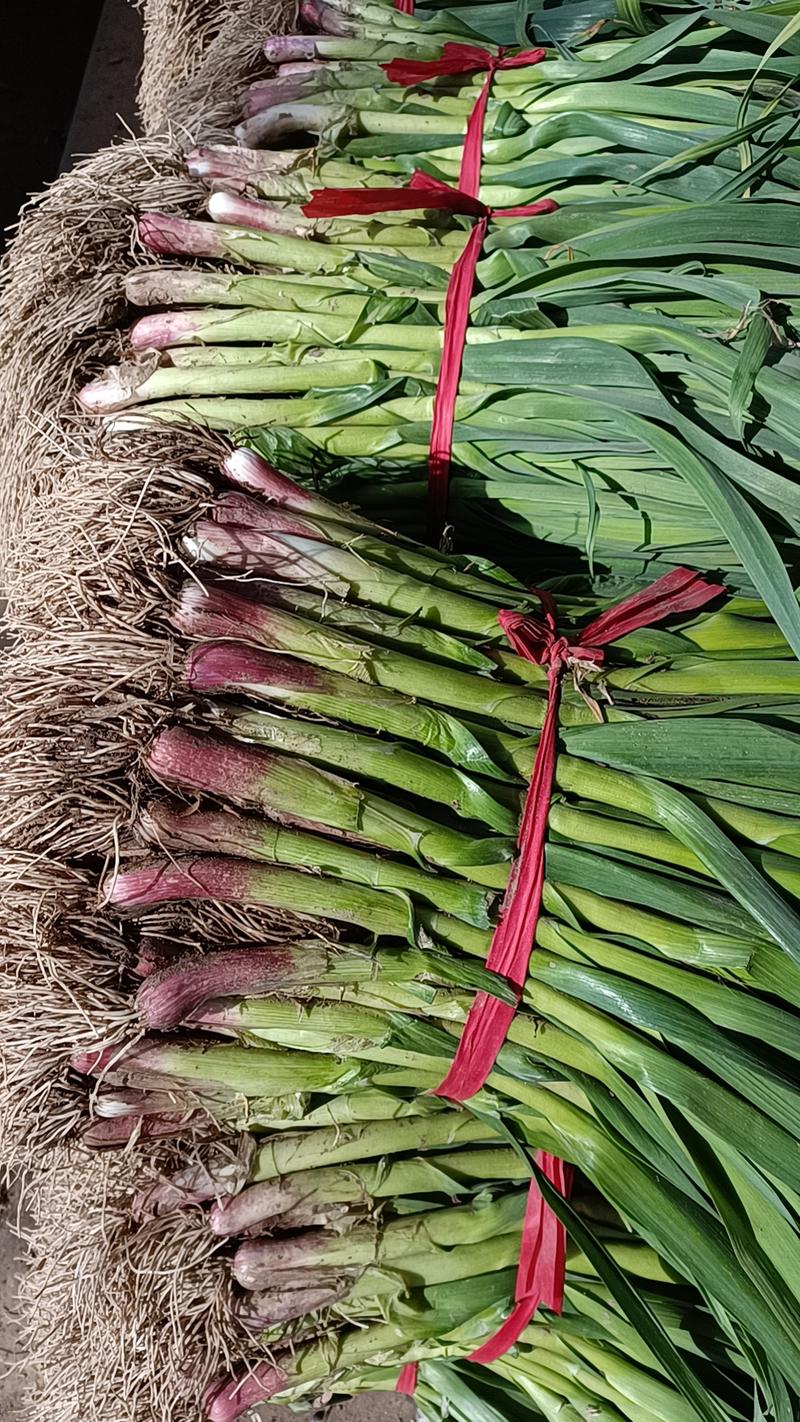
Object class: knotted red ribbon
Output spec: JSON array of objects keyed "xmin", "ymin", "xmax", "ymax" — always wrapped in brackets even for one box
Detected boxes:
[
  {"xmin": 304, "ymin": 171, "xmax": 555, "ymax": 540},
  {"xmin": 428, "ymin": 565, "xmax": 723, "ymax": 1359},
  {"xmin": 384, "ymin": 44, "xmax": 546, "ymax": 197}
]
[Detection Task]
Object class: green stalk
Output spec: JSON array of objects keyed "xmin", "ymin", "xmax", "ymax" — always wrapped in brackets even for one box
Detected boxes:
[
  {"xmin": 125, "ymin": 267, "xmax": 421, "ymax": 312},
  {"xmin": 223, "ymin": 580, "xmax": 500, "ymax": 671},
  {"xmin": 182, "ymin": 625, "xmax": 516, "ymax": 784},
  {"xmin": 541, "ymin": 878, "xmax": 800, "ymax": 1007},
  {"xmin": 549, "ymin": 802, "xmax": 800, "ymax": 900},
  {"xmin": 554, "ymin": 754, "xmax": 800, "ymax": 860},
  {"xmin": 263, "ymin": 1089, "xmax": 445, "ymax": 1130},
  {"xmin": 145, "ymin": 726, "xmax": 513, "ymax": 886},
  {"xmin": 211, "ymin": 704, "xmax": 518, "ymax": 833},
  {"xmin": 535, "ymin": 917, "xmax": 800, "ymax": 1060},
  {"xmin": 609, "ymin": 658, "xmax": 800, "ymax": 696},
  {"xmin": 105, "ymin": 854, "xmax": 489, "ymax": 954},
  {"xmin": 516, "ymin": 979, "xmax": 800, "ymax": 1192},
  {"xmin": 142, "ymin": 801, "xmax": 496, "ymax": 926},
  {"xmin": 211, "ymin": 492, "xmax": 528, "ymax": 605},
  {"xmin": 236, "ymin": 1190, "xmax": 526, "ymax": 1281},
  {"xmin": 177, "ymin": 584, "xmax": 598, "ymax": 729},
  {"xmin": 210, "ymin": 1147, "xmax": 530, "ymax": 1233},
  {"xmin": 252, "ymin": 1110, "xmax": 495, "ymax": 1182},
  {"xmin": 511, "ymin": 1089, "xmax": 800, "ymax": 1391},
  {"xmin": 77, "ymin": 1037, "xmax": 373, "ymax": 1098},
  {"xmin": 79, "ymin": 356, "xmax": 385, "ymax": 413},
  {"xmin": 183, "ymin": 525, "xmax": 511, "ymax": 638}
]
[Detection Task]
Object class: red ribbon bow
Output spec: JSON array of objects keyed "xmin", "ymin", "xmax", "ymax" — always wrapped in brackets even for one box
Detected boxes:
[
  {"xmin": 434, "ymin": 566, "xmax": 724, "ymax": 1100},
  {"xmin": 426, "ymin": 566, "xmax": 723, "ymax": 1362}
]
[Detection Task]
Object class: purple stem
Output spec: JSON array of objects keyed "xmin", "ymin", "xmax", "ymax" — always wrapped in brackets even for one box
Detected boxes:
[
  {"xmin": 222, "ymin": 447, "xmax": 318, "ymax": 507},
  {"xmin": 81, "ymin": 1111, "xmax": 202, "ymax": 1148},
  {"xmin": 137, "ymin": 945, "xmax": 319, "ymax": 1029},
  {"xmin": 210, "ymin": 490, "xmax": 319, "ymax": 536},
  {"xmin": 204, "ymin": 1365, "xmax": 288, "ymax": 1422},
  {"xmin": 129, "ymin": 309, "xmax": 206, "ymax": 350},
  {"xmin": 139, "ymin": 213, "xmax": 226, "ymax": 259},
  {"xmin": 222, "ymin": 448, "xmax": 374, "ymax": 536},
  {"xmin": 184, "ymin": 639, "xmax": 329, "ymax": 699},
  {"xmin": 185, "ymin": 518, "xmax": 323, "ymax": 577},
  {"xmin": 103, "ymin": 856, "xmax": 261, "ymax": 916},
  {"xmin": 263, "ymin": 35, "xmax": 320, "ymax": 63},
  {"xmin": 145, "ymin": 725, "xmax": 272, "ymax": 805},
  {"xmin": 207, "ymin": 191, "xmax": 312, "ymax": 237}
]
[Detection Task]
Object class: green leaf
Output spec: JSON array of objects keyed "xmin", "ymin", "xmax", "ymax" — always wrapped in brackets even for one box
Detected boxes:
[
  {"xmin": 529, "ymin": 1163, "xmax": 733, "ymax": 1422},
  {"xmin": 579, "ymin": 465, "xmax": 599, "ymax": 579},
  {"xmin": 729, "ymin": 311, "xmax": 773, "ymax": 441},
  {"xmin": 628, "ymin": 774, "xmax": 800, "ymax": 964}
]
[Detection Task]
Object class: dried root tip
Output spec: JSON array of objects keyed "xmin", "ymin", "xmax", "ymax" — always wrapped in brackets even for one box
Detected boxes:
[
  {"xmin": 235, "ymin": 1273, "xmax": 349, "ymax": 1326},
  {"xmin": 130, "ymin": 308, "xmax": 204, "ymax": 350},
  {"xmin": 134, "ymin": 1138, "xmax": 256, "ymax": 1222},
  {"xmin": 316, "ymin": 1, "xmax": 360, "ymax": 34},
  {"xmin": 132, "ymin": 938, "xmax": 187, "ymax": 977},
  {"xmin": 79, "ymin": 370, "xmax": 135, "ymax": 414},
  {"xmin": 133, "ymin": 1178, "xmax": 215, "ymax": 1219},
  {"xmin": 19, "ymin": 1144, "xmax": 242, "ymax": 1422},
  {"xmin": 233, "ymin": 1230, "xmax": 353, "ymax": 1288},
  {"xmin": 204, "ymin": 1363, "xmax": 288, "ymax": 1422},
  {"xmin": 77, "ymin": 353, "xmax": 161, "ymax": 413},
  {"xmin": 186, "ymin": 143, "xmax": 308, "ymax": 186},
  {"xmin": 242, "ymin": 75, "xmax": 316, "ymax": 117},
  {"xmin": 71, "ymin": 1043, "xmax": 120, "ymax": 1076},
  {"xmin": 210, "ymin": 1176, "xmax": 339, "ymax": 1238}
]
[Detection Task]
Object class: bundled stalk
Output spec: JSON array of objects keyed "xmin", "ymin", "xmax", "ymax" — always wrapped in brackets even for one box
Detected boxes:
[
  {"xmin": 60, "ymin": 447, "xmax": 800, "ymax": 1420},
  {"xmin": 29, "ymin": 1, "xmax": 800, "ymax": 1415},
  {"xmin": 78, "ymin": 0, "xmax": 800, "ymax": 652}
]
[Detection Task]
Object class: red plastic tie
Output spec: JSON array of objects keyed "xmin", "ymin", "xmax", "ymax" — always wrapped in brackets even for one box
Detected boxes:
[
  {"xmin": 433, "ymin": 566, "xmax": 723, "ymax": 1356},
  {"xmin": 384, "ymin": 45, "xmax": 546, "ymax": 195},
  {"xmin": 304, "ymin": 172, "xmax": 555, "ymax": 540}
]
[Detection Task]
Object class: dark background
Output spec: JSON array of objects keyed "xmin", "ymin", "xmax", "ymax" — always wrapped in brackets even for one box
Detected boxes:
[{"xmin": 0, "ymin": 0, "xmax": 142, "ymax": 247}]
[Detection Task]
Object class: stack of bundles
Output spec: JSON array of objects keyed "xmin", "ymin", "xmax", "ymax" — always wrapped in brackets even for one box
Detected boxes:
[
  {"xmin": 69, "ymin": 0, "xmax": 800, "ymax": 1417},
  {"xmin": 78, "ymin": 0, "xmax": 800, "ymax": 657},
  {"xmin": 72, "ymin": 446, "xmax": 800, "ymax": 1419}
]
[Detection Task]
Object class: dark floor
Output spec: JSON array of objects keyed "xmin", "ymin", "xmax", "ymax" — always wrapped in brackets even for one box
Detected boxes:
[{"xmin": 0, "ymin": 0, "xmax": 141, "ymax": 244}]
